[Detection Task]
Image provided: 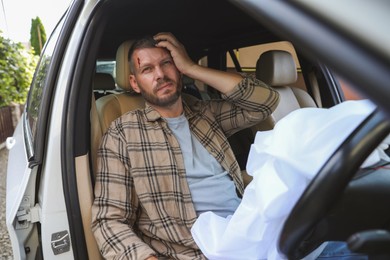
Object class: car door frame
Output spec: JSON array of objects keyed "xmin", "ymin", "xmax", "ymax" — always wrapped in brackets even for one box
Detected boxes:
[{"xmin": 6, "ymin": 0, "xmax": 85, "ymax": 259}]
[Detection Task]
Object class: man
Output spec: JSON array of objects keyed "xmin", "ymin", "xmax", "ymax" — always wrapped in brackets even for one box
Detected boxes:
[{"xmin": 91, "ymin": 32, "xmax": 279, "ymax": 259}]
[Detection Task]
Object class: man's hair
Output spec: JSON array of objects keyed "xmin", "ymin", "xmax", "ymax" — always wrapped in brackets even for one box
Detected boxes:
[{"xmin": 128, "ymin": 36, "xmax": 157, "ymax": 74}]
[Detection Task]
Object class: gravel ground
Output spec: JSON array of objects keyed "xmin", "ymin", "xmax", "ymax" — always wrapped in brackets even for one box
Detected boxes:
[{"xmin": 0, "ymin": 148, "xmax": 13, "ymax": 259}]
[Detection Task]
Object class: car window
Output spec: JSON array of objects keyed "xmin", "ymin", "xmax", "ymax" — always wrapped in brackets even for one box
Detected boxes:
[
  {"xmin": 25, "ymin": 17, "xmax": 65, "ymax": 150},
  {"xmin": 96, "ymin": 60, "xmax": 116, "ymax": 80}
]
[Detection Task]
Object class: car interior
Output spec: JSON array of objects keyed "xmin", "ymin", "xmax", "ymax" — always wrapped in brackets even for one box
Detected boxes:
[{"xmin": 58, "ymin": 0, "xmax": 390, "ymax": 259}]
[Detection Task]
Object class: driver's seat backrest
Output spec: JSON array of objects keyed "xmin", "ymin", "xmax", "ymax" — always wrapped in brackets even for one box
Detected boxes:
[
  {"xmin": 253, "ymin": 50, "xmax": 316, "ymax": 131},
  {"xmin": 95, "ymin": 40, "xmax": 146, "ymax": 134}
]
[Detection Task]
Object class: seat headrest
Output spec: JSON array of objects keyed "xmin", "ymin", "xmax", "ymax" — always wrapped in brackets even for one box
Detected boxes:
[
  {"xmin": 116, "ymin": 40, "xmax": 134, "ymax": 91},
  {"xmin": 94, "ymin": 73, "xmax": 115, "ymax": 91},
  {"xmin": 115, "ymin": 40, "xmax": 199, "ymax": 95},
  {"xmin": 256, "ymin": 50, "xmax": 297, "ymax": 87}
]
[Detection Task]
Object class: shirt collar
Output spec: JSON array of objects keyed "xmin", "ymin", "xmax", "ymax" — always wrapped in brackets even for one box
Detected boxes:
[{"xmin": 144, "ymin": 99, "xmax": 196, "ymax": 122}]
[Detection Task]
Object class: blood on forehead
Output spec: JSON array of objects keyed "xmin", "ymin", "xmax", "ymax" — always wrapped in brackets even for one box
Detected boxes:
[{"xmin": 133, "ymin": 48, "xmax": 171, "ymax": 70}]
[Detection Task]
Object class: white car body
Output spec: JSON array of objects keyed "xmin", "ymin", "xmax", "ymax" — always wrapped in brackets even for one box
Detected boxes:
[
  {"xmin": 6, "ymin": 1, "xmax": 97, "ymax": 258},
  {"xmin": 6, "ymin": 0, "xmax": 390, "ymax": 259}
]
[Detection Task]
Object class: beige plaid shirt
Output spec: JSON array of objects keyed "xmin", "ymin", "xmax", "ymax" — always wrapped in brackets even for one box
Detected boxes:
[{"xmin": 92, "ymin": 77, "xmax": 279, "ymax": 259}]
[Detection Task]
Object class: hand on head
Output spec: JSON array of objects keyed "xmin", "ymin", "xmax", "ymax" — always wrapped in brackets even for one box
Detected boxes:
[{"xmin": 154, "ymin": 32, "xmax": 196, "ymax": 75}]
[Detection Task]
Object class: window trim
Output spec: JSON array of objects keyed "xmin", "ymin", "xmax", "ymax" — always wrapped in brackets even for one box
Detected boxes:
[{"xmin": 24, "ymin": 0, "xmax": 82, "ymax": 168}]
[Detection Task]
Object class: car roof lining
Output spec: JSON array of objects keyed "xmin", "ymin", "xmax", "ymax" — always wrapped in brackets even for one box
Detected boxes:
[{"xmin": 97, "ymin": 0, "xmax": 280, "ymax": 60}]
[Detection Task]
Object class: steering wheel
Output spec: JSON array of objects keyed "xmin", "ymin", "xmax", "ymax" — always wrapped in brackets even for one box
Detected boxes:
[{"xmin": 278, "ymin": 110, "xmax": 390, "ymax": 259}]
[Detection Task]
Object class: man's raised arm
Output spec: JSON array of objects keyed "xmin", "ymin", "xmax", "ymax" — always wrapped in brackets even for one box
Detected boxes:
[{"xmin": 154, "ymin": 32, "xmax": 243, "ymax": 95}]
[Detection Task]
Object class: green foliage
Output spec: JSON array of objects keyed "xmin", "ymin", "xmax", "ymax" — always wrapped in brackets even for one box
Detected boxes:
[
  {"xmin": 30, "ymin": 16, "xmax": 47, "ymax": 56},
  {"xmin": 0, "ymin": 31, "xmax": 38, "ymax": 107}
]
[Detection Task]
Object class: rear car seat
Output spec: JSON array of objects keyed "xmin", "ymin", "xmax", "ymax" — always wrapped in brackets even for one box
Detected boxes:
[
  {"xmin": 182, "ymin": 75, "xmax": 202, "ymax": 99},
  {"xmin": 93, "ymin": 72, "xmax": 116, "ymax": 100}
]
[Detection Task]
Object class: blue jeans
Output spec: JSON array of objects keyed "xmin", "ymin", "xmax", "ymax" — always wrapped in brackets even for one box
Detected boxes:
[{"xmin": 317, "ymin": 241, "xmax": 368, "ymax": 259}]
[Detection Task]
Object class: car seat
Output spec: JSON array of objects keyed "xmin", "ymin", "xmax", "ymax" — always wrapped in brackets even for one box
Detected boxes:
[
  {"xmin": 182, "ymin": 75, "xmax": 202, "ymax": 99},
  {"xmin": 93, "ymin": 72, "xmax": 116, "ymax": 100},
  {"xmin": 240, "ymin": 50, "xmax": 318, "ymax": 184},
  {"xmin": 252, "ymin": 50, "xmax": 317, "ymax": 131},
  {"xmin": 95, "ymin": 41, "xmax": 145, "ymax": 133}
]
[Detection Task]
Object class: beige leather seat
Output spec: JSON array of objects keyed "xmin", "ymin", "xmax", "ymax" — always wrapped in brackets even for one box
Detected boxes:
[
  {"xmin": 95, "ymin": 41, "xmax": 146, "ymax": 133},
  {"xmin": 92, "ymin": 41, "xmax": 143, "ymax": 179},
  {"xmin": 241, "ymin": 50, "xmax": 318, "ymax": 185},
  {"xmin": 253, "ymin": 50, "xmax": 317, "ymax": 131}
]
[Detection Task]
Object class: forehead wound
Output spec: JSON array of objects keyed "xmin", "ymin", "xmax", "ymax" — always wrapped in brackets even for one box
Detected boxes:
[
  {"xmin": 133, "ymin": 48, "xmax": 170, "ymax": 69},
  {"xmin": 131, "ymin": 52, "xmax": 142, "ymax": 69}
]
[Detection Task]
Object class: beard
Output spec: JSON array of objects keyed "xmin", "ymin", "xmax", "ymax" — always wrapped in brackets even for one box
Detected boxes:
[{"xmin": 138, "ymin": 77, "xmax": 182, "ymax": 107}]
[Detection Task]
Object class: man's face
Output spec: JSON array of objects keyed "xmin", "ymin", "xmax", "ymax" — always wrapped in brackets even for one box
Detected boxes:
[{"xmin": 129, "ymin": 47, "xmax": 182, "ymax": 107}]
